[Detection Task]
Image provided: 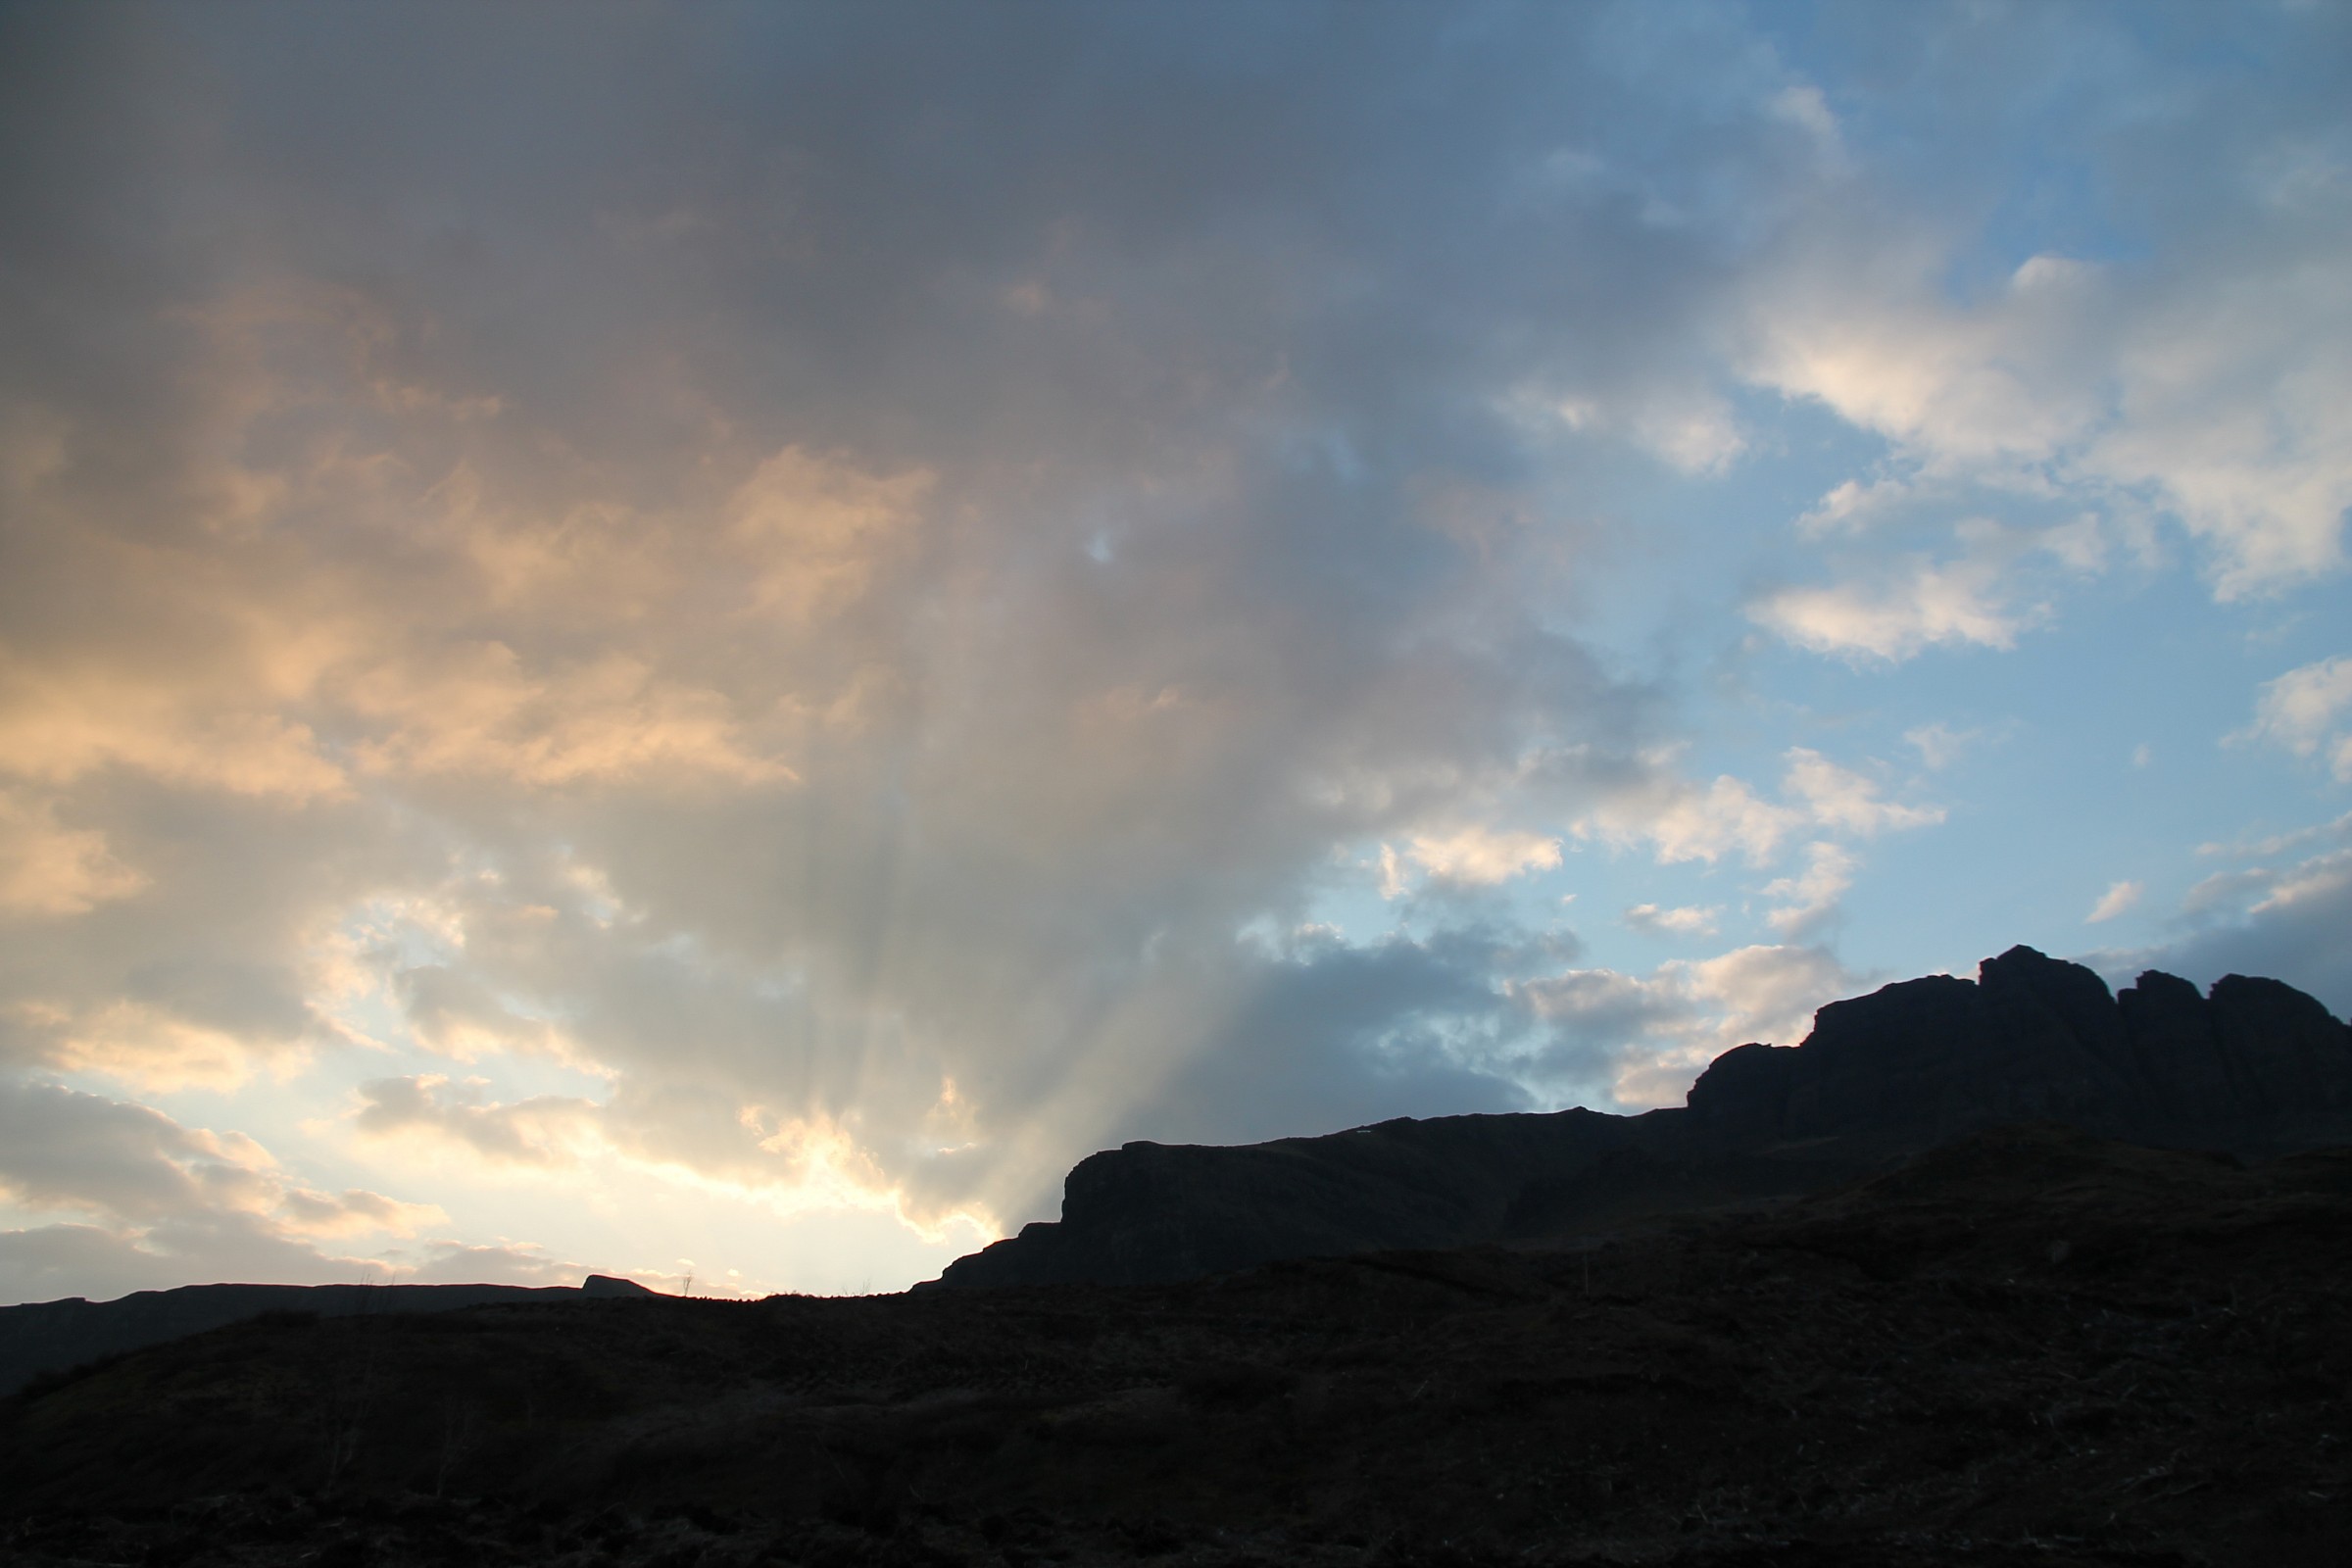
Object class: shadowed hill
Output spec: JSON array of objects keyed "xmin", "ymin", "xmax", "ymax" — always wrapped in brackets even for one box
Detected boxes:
[
  {"xmin": 930, "ymin": 946, "xmax": 2352, "ymax": 1287},
  {"xmin": 0, "ymin": 1275, "xmax": 653, "ymax": 1397},
  {"xmin": 3, "ymin": 1124, "xmax": 2346, "ymax": 1567}
]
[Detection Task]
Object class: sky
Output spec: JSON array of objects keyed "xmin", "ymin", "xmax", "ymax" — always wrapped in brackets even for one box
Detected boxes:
[{"xmin": 1, "ymin": 0, "xmax": 2348, "ymax": 1304}]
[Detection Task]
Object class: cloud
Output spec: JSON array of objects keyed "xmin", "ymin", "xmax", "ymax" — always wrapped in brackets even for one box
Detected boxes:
[
  {"xmin": 0, "ymin": 791, "xmax": 145, "ymax": 916},
  {"xmin": 2095, "ymin": 808, "xmax": 2352, "ymax": 1017},
  {"xmin": 352, "ymin": 1075, "xmax": 602, "ymax": 1169},
  {"xmin": 0, "ymin": 1076, "xmax": 447, "ymax": 1302},
  {"xmin": 1581, "ymin": 770, "xmax": 1801, "ymax": 866},
  {"xmin": 2181, "ymin": 866, "xmax": 2278, "ymax": 917},
  {"xmin": 1547, "ymin": 391, "xmax": 1749, "ymax": 475},
  {"xmin": 2195, "ymin": 809, "xmax": 2352, "ymax": 860},
  {"xmin": 2236, "ymin": 655, "xmax": 2352, "ymax": 780},
  {"xmin": 1761, "ymin": 842, "xmax": 1859, "ymax": 940},
  {"xmin": 1623, "ymin": 903, "xmax": 1719, "ymax": 938},
  {"xmin": 274, "ymin": 1186, "xmax": 446, "ymax": 1240},
  {"xmin": 2086, "ymin": 880, "xmax": 2143, "ymax": 924},
  {"xmin": 1745, "ymin": 235, "xmax": 2352, "ymax": 602},
  {"xmin": 393, "ymin": 963, "xmax": 582, "ymax": 1066},
  {"xmin": 346, "ymin": 646, "xmax": 802, "ymax": 790},
  {"xmin": 2239, "ymin": 849, "xmax": 2352, "ymax": 923},
  {"xmin": 0, "ymin": 1, "xmax": 2342, "ymax": 1299},
  {"xmin": 20, "ymin": 0, "xmax": 1857, "ymax": 1253},
  {"xmin": 1752, "ymin": 547, "xmax": 2028, "ymax": 662},
  {"xmin": 17, "ymin": 1000, "xmax": 302, "ymax": 1095},
  {"xmin": 1403, "ymin": 825, "xmax": 1564, "ymax": 887},
  {"xmin": 2098, "ymin": 843, "xmax": 2352, "ymax": 1018},
  {"xmin": 0, "ymin": 662, "xmax": 351, "ymax": 803},
  {"xmin": 0, "ymin": 1223, "xmax": 191, "ymax": 1305},
  {"xmin": 1576, "ymin": 748, "xmax": 1936, "ymax": 895},
  {"xmin": 396, "ymin": 1239, "xmax": 592, "ymax": 1290},
  {"xmin": 1904, "ymin": 722, "xmax": 1981, "ymax": 771},
  {"xmin": 1781, "ymin": 750, "xmax": 1944, "ymax": 836},
  {"xmin": 1798, "ymin": 475, "xmax": 1911, "ymax": 538},
  {"xmin": 723, "ymin": 446, "xmax": 938, "ymax": 622},
  {"xmin": 0, "ymin": 1079, "xmax": 264, "ymax": 1223},
  {"xmin": 1104, "ymin": 930, "xmax": 1544, "ymax": 1152},
  {"xmin": 1737, "ymin": 8, "xmax": 2352, "ymax": 605},
  {"xmin": 1521, "ymin": 943, "xmax": 1858, "ymax": 1109}
]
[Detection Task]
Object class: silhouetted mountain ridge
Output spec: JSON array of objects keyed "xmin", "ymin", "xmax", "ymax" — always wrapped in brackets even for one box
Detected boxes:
[
  {"xmin": 0, "ymin": 1275, "xmax": 653, "ymax": 1396},
  {"xmin": 930, "ymin": 945, "xmax": 2352, "ymax": 1288}
]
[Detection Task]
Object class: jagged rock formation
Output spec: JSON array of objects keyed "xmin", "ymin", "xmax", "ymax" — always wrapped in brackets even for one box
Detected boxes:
[
  {"xmin": 0, "ymin": 1274, "xmax": 654, "ymax": 1396},
  {"xmin": 931, "ymin": 947, "xmax": 2352, "ymax": 1288},
  {"xmin": 1689, "ymin": 947, "xmax": 2352, "ymax": 1150}
]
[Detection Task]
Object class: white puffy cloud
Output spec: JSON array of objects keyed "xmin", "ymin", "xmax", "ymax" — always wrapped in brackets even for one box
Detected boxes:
[
  {"xmin": 2086, "ymin": 880, "xmax": 2143, "ymax": 924},
  {"xmin": 2237, "ymin": 656, "xmax": 2352, "ymax": 780},
  {"xmin": 1576, "ymin": 749, "xmax": 1936, "ymax": 942},
  {"xmin": 1751, "ymin": 537, "xmax": 2032, "ymax": 662},
  {"xmin": 1744, "ymin": 237, "xmax": 2352, "ymax": 602},
  {"xmin": 1580, "ymin": 769, "xmax": 1801, "ymax": 866},
  {"xmin": 1761, "ymin": 842, "xmax": 1858, "ymax": 940},
  {"xmin": 1403, "ymin": 825, "xmax": 1565, "ymax": 887},
  {"xmin": 1725, "ymin": 3, "xmax": 2352, "ymax": 685},
  {"xmin": 17, "ymin": 1000, "xmax": 303, "ymax": 1095},
  {"xmin": 1521, "ymin": 943, "xmax": 1858, "ymax": 1109},
  {"xmin": 1623, "ymin": 903, "xmax": 1719, "ymax": 938},
  {"xmin": 1781, "ymin": 750, "xmax": 1944, "ymax": 837},
  {"xmin": 1797, "ymin": 475, "xmax": 1912, "ymax": 538},
  {"xmin": 2243, "ymin": 849, "xmax": 2352, "ymax": 922}
]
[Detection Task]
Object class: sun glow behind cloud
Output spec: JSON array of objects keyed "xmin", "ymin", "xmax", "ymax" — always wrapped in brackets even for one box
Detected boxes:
[{"xmin": 0, "ymin": 0, "xmax": 2347, "ymax": 1302}]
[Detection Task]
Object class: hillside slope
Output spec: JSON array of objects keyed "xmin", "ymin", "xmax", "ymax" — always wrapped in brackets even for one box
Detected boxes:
[
  {"xmin": 4, "ymin": 1125, "xmax": 2347, "ymax": 1566},
  {"xmin": 0, "ymin": 1277, "xmax": 655, "ymax": 1397}
]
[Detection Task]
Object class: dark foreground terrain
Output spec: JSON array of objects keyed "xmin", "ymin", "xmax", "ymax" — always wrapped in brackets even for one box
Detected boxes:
[{"xmin": 6, "ymin": 1125, "xmax": 2348, "ymax": 1567}]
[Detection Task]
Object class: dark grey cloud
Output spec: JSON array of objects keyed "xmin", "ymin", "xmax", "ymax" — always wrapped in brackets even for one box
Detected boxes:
[
  {"xmin": 1110, "ymin": 929, "xmax": 1544, "ymax": 1152},
  {"xmin": 0, "ymin": 1078, "xmax": 440, "ymax": 1302},
  {"xmin": 2092, "ymin": 836, "xmax": 2352, "ymax": 1017},
  {"xmin": 0, "ymin": 1079, "xmax": 230, "ymax": 1222}
]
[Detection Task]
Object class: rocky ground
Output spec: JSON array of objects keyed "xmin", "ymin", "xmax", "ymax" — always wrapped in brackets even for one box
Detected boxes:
[{"xmin": 4, "ymin": 1125, "xmax": 2349, "ymax": 1567}]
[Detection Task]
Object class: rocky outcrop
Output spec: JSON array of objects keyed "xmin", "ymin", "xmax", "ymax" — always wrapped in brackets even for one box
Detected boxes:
[
  {"xmin": 930, "ymin": 947, "xmax": 2352, "ymax": 1288},
  {"xmin": 941, "ymin": 1107, "xmax": 1656, "ymax": 1287},
  {"xmin": 1687, "ymin": 949, "xmax": 2352, "ymax": 1152}
]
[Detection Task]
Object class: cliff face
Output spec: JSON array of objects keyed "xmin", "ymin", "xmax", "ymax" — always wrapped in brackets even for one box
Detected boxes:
[
  {"xmin": 930, "ymin": 947, "xmax": 2352, "ymax": 1288},
  {"xmin": 1686, "ymin": 948, "xmax": 2352, "ymax": 1150}
]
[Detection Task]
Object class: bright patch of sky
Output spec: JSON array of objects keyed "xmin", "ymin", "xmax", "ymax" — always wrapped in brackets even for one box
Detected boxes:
[{"xmin": 0, "ymin": 0, "xmax": 2346, "ymax": 1303}]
